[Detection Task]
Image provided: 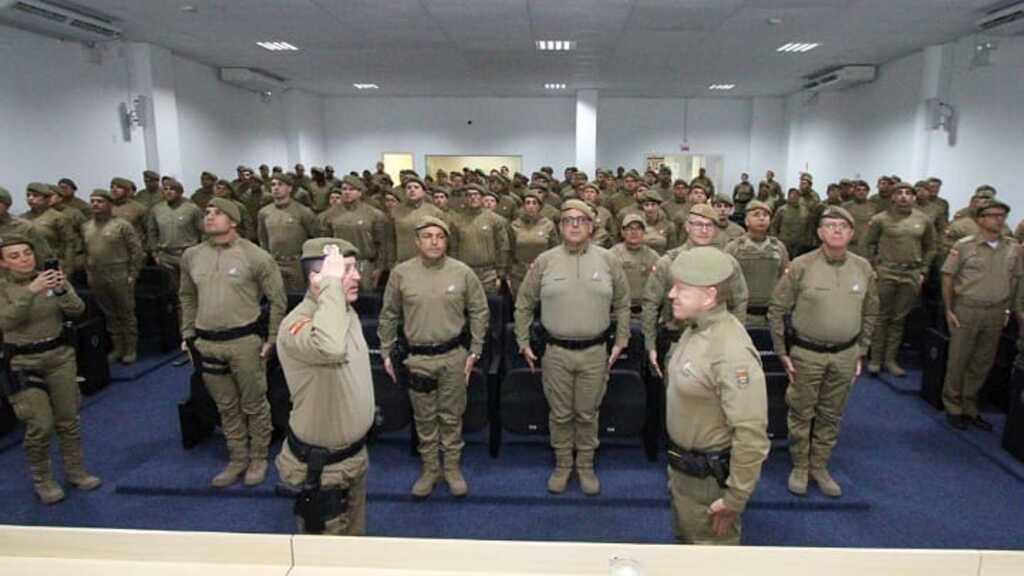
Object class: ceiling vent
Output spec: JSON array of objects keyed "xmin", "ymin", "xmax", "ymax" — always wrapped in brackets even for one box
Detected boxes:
[
  {"xmin": 976, "ymin": 2, "xmax": 1024, "ymax": 35},
  {"xmin": 0, "ymin": 0, "xmax": 121, "ymax": 42},
  {"xmin": 802, "ymin": 65, "xmax": 876, "ymax": 92},
  {"xmin": 219, "ymin": 67, "xmax": 289, "ymax": 94}
]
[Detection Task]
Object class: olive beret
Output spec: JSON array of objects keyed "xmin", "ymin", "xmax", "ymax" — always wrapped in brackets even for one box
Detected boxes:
[
  {"xmin": 482, "ymin": 188, "xmax": 499, "ymax": 199},
  {"xmin": 800, "ymin": 173, "xmax": 813, "ymax": 182},
  {"xmin": 625, "ymin": 169, "xmax": 641, "ymax": 179},
  {"xmin": 976, "ymin": 199, "xmax": 1010, "ymax": 216},
  {"xmin": 639, "ymin": 190, "xmax": 663, "ymax": 204},
  {"xmin": 403, "ymin": 176, "xmax": 426, "ymax": 190},
  {"xmin": 341, "ymin": 175, "xmax": 365, "ymax": 191},
  {"xmin": 688, "ymin": 203, "xmax": 718, "ymax": 221},
  {"xmin": 328, "ymin": 186, "xmax": 344, "ymax": 197},
  {"xmin": 673, "ymin": 179, "xmax": 689, "ymax": 187},
  {"xmin": 892, "ymin": 182, "xmax": 916, "ymax": 194},
  {"xmin": 110, "ymin": 177, "xmax": 135, "ymax": 190},
  {"xmin": 522, "ymin": 188, "xmax": 544, "ymax": 202},
  {"xmin": 26, "ymin": 182, "xmax": 54, "ymax": 196},
  {"xmin": 58, "ymin": 178, "xmax": 77, "ymax": 190},
  {"xmin": 712, "ymin": 194, "xmax": 733, "ymax": 206},
  {"xmin": 658, "ymin": 166, "xmax": 672, "ymax": 174},
  {"xmin": 311, "ymin": 166, "xmax": 324, "ymax": 175},
  {"xmin": 819, "ymin": 205, "xmax": 855, "ymax": 226},
  {"xmin": 621, "ymin": 213, "xmax": 646, "ymax": 229},
  {"xmin": 580, "ymin": 181, "xmax": 600, "ymax": 194},
  {"xmin": 416, "ymin": 215, "xmax": 450, "ymax": 236},
  {"xmin": 973, "ymin": 186, "xmax": 996, "ymax": 199},
  {"xmin": 89, "ymin": 189, "xmax": 113, "ymax": 202},
  {"xmin": 271, "ymin": 173, "xmax": 294, "ymax": 186},
  {"xmin": 0, "ymin": 186, "xmax": 11, "ymax": 206},
  {"xmin": 670, "ymin": 246, "xmax": 734, "ymax": 287},
  {"xmin": 561, "ymin": 199, "xmax": 595, "ymax": 221},
  {"xmin": 431, "ymin": 187, "xmax": 450, "ymax": 198},
  {"xmin": 0, "ymin": 233, "xmax": 33, "ymax": 251},
  {"xmin": 208, "ymin": 197, "xmax": 241, "ymax": 223},
  {"xmin": 745, "ymin": 200, "xmax": 773, "ymax": 216},
  {"xmin": 301, "ymin": 237, "xmax": 359, "ymax": 260},
  {"xmin": 143, "ymin": 170, "xmax": 160, "ymax": 180},
  {"xmin": 201, "ymin": 171, "xmax": 217, "ymax": 180},
  {"xmin": 531, "ymin": 171, "xmax": 549, "ymax": 182},
  {"xmin": 463, "ymin": 183, "xmax": 485, "ymax": 195}
]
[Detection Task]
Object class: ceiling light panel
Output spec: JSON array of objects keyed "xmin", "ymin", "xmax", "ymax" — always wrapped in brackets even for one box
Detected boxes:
[
  {"xmin": 353, "ymin": 83, "xmax": 379, "ymax": 90},
  {"xmin": 257, "ymin": 41, "xmax": 299, "ymax": 51},
  {"xmin": 536, "ymin": 40, "xmax": 576, "ymax": 51},
  {"xmin": 777, "ymin": 42, "xmax": 819, "ymax": 53},
  {"xmin": 544, "ymin": 83, "xmax": 567, "ymax": 90}
]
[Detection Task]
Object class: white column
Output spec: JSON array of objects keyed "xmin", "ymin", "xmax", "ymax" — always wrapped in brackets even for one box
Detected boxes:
[
  {"xmin": 575, "ymin": 89, "xmax": 598, "ymax": 176},
  {"xmin": 126, "ymin": 42, "xmax": 183, "ymax": 179},
  {"xmin": 910, "ymin": 44, "xmax": 952, "ymax": 180},
  {"xmin": 282, "ymin": 90, "xmax": 327, "ymax": 168}
]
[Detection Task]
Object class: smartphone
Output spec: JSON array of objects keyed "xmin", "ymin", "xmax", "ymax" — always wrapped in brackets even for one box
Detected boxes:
[{"xmin": 43, "ymin": 259, "xmax": 60, "ymax": 272}]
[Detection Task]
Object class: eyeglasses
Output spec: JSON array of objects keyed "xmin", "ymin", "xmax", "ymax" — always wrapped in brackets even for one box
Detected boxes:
[
  {"xmin": 820, "ymin": 222, "xmax": 852, "ymax": 232},
  {"xmin": 561, "ymin": 216, "xmax": 591, "ymax": 227},
  {"xmin": 686, "ymin": 220, "xmax": 716, "ymax": 230}
]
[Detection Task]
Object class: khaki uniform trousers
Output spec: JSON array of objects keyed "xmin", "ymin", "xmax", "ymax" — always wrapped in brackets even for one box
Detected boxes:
[
  {"xmin": 541, "ymin": 344, "xmax": 609, "ymax": 455},
  {"xmin": 195, "ymin": 334, "xmax": 272, "ymax": 464},
  {"xmin": 406, "ymin": 347, "xmax": 469, "ymax": 460},
  {"xmin": 668, "ymin": 467, "xmax": 741, "ymax": 545},
  {"xmin": 470, "ymin": 265, "xmax": 499, "ymax": 296},
  {"xmin": 870, "ymin": 277, "xmax": 918, "ymax": 366},
  {"xmin": 942, "ymin": 303, "xmax": 1005, "ymax": 417},
  {"xmin": 277, "ymin": 258, "xmax": 306, "ymax": 295},
  {"xmin": 86, "ymin": 264, "xmax": 137, "ymax": 353},
  {"xmin": 7, "ymin": 347, "xmax": 87, "ymax": 483},
  {"xmin": 786, "ymin": 345, "xmax": 859, "ymax": 470},
  {"xmin": 276, "ymin": 443, "xmax": 369, "ymax": 536}
]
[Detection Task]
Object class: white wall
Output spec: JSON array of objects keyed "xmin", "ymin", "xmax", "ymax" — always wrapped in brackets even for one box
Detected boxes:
[
  {"xmin": 597, "ymin": 97, "xmax": 786, "ymax": 191},
  {"xmin": 172, "ymin": 55, "xmax": 290, "ymax": 191},
  {"xmin": 0, "ymin": 25, "xmax": 147, "ymax": 213},
  {"xmin": 926, "ymin": 34, "xmax": 1024, "ymax": 214},
  {"xmin": 323, "ymin": 97, "xmax": 576, "ymax": 175}
]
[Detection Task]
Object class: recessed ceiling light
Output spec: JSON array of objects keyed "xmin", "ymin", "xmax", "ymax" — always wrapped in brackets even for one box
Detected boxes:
[
  {"xmin": 536, "ymin": 40, "xmax": 576, "ymax": 51},
  {"xmin": 777, "ymin": 42, "xmax": 819, "ymax": 53},
  {"xmin": 353, "ymin": 83, "xmax": 379, "ymax": 90},
  {"xmin": 544, "ymin": 83, "xmax": 567, "ymax": 90},
  {"xmin": 767, "ymin": 17, "xmax": 783, "ymax": 25},
  {"xmin": 181, "ymin": 5, "xmax": 197, "ymax": 13},
  {"xmin": 709, "ymin": 84, "xmax": 735, "ymax": 90},
  {"xmin": 257, "ymin": 41, "xmax": 299, "ymax": 52}
]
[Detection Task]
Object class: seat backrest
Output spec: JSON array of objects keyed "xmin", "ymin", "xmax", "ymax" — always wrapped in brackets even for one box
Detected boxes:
[
  {"xmin": 500, "ymin": 367, "xmax": 549, "ymax": 435},
  {"xmin": 599, "ymin": 369, "xmax": 646, "ymax": 437}
]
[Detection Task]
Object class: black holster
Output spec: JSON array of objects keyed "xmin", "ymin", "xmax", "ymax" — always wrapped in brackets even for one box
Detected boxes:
[
  {"xmin": 1, "ymin": 346, "xmax": 48, "ymax": 398},
  {"xmin": 186, "ymin": 338, "xmax": 231, "ymax": 376},
  {"xmin": 530, "ymin": 322, "xmax": 548, "ymax": 359},
  {"xmin": 286, "ymin": 430, "xmax": 365, "ymax": 535},
  {"xmin": 667, "ymin": 440, "xmax": 730, "ymax": 489}
]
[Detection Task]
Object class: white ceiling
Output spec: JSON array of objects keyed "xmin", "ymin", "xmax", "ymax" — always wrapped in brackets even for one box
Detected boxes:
[{"xmin": 39, "ymin": 0, "xmax": 1013, "ymax": 97}]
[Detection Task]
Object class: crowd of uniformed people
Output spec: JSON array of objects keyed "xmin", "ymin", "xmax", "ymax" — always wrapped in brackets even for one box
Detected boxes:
[{"xmin": 1, "ymin": 162, "xmax": 1022, "ymax": 544}]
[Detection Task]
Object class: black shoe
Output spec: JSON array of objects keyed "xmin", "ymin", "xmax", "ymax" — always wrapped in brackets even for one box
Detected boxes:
[
  {"xmin": 968, "ymin": 416, "xmax": 993, "ymax": 431},
  {"xmin": 946, "ymin": 414, "xmax": 966, "ymax": 430}
]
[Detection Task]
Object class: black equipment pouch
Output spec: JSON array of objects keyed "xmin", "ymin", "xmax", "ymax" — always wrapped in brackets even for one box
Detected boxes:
[
  {"xmin": 530, "ymin": 322, "xmax": 547, "ymax": 359},
  {"xmin": 667, "ymin": 441, "xmax": 730, "ymax": 489},
  {"xmin": 287, "ymin": 430, "xmax": 364, "ymax": 535},
  {"xmin": 1, "ymin": 346, "xmax": 48, "ymax": 398},
  {"xmin": 187, "ymin": 338, "xmax": 231, "ymax": 376},
  {"xmin": 406, "ymin": 372, "xmax": 439, "ymax": 393}
]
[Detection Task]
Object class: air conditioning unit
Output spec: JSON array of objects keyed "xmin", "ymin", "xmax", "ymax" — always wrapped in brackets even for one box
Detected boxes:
[
  {"xmin": 976, "ymin": 1, "xmax": 1024, "ymax": 36},
  {"xmin": 802, "ymin": 65, "xmax": 876, "ymax": 92},
  {"xmin": 219, "ymin": 67, "xmax": 289, "ymax": 94},
  {"xmin": 0, "ymin": 0, "xmax": 121, "ymax": 42}
]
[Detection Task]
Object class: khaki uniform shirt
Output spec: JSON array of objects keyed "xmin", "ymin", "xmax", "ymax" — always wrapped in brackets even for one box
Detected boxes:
[
  {"xmin": 320, "ymin": 202, "xmax": 390, "ymax": 264},
  {"xmin": 112, "ymin": 198, "xmax": 149, "ymax": 247},
  {"xmin": 869, "ymin": 193, "xmax": 891, "ymax": 213},
  {"xmin": 82, "ymin": 216, "xmax": 145, "ymax": 275},
  {"xmin": 768, "ymin": 248, "xmax": 879, "ymax": 356},
  {"xmin": 67, "ymin": 196, "xmax": 92, "ymax": 219},
  {"xmin": 667, "ymin": 304, "xmax": 769, "ymax": 513},
  {"xmin": 611, "ymin": 242, "xmax": 659, "ymax": 310},
  {"xmin": 179, "ymin": 237, "xmax": 286, "ymax": 343},
  {"xmin": 0, "ymin": 270, "xmax": 85, "ymax": 345},
  {"xmin": 916, "ymin": 199, "xmax": 948, "ymax": 240},
  {"xmin": 758, "ymin": 180, "xmax": 783, "ymax": 205},
  {"xmin": 942, "ymin": 235, "xmax": 1022, "ymax": 307},
  {"xmin": 388, "ymin": 199, "xmax": 447, "ymax": 268},
  {"xmin": 134, "ymin": 188, "xmax": 162, "ymax": 209},
  {"xmin": 842, "ymin": 199, "xmax": 879, "ymax": 256},
  {"xmin": 307, "ymin": 181, "xmax": 332, "ymax": 213},
  {"xmin": 770, "ymin": 203, "xmax": 808, "ymax": 254},
  {"xmin": 277, "ymin": 281, "xmax": 374, "ymax": 449},
  {"xmin": 663, "ymin": 198, "xmax": 690, "ymax": 223},
  {"xmin": 452, "ymin": 207, "xmax": 511, "ymax": 273},
  {"xmin": 642, "ymin": 242, "xmax": 749, "ymax": 351},
  {"xmin": 509, "ymin": 215, "xmax": 558, "ymax": 279},
  {"xmin": 378, "ymin": 255, "xmax": 489, "ymax": 357},
  {"xmin": 641, "ymin": 214, "xmax": 677, "ymax": 255},
  {"xmin": 514, "ymin": 242, "xmax": 631, "ymax": 348},
  {"xmin": 146, "ymin": 199, "xmax": 204, "ymax": 253},
  {"xmin": 733, "ymin": 183, "xmax": 755, "ymax": 210},
  {"xmin": 22, "ymin": 207, "xmax": 76, "ymax": 269},
  {"xmin": 257, "ymin": 201, "xmax": 320, "ymax": 262},
  {"xmin": 725, "ymin": 235, "xmax": 790, "ymax": 310},
  {"xmin": 864, "ymin": 208, "xmax": 936, "ymax": 283}
]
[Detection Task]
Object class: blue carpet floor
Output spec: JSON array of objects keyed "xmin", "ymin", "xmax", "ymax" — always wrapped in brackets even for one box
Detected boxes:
[{"xmin": 1, "ymin": 352, "xmax": 1022, "ymax": 549}]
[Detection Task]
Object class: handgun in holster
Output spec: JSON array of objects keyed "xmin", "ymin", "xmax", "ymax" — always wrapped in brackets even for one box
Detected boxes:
[
  {"xmin": 186, "ymin": 337, "xmax": 231, "ymax": 377},
  {"xmin": 1, "ymin": 346, "xmax": 47, "ymax": 398},
  {"xmin": 390, "ymin": 334, "xmax": 438, "ymax": 393},
  {"xmin": 293, "ymin": 447, "xmax": 349, "ymax": 535},
  {"xmin": 530, "ymin": 321, "xmax": 547, "ymax": 359}
]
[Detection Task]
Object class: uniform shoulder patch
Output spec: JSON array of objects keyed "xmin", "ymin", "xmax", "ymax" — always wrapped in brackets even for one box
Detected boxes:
[
  {"xmin": 288, "ymin": 318, "xmax": 312, "ymax": 336},
  {"xmin": 735, "ymin": 367, "xmax": 751, "ymax": 388}
]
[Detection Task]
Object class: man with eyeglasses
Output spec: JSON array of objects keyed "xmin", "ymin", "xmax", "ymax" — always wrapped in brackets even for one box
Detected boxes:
[
  {"xmin": 515, "ymin": 200, "xmax": 631, "ymax": 496},
  {"xmin": 379, "ymin": 216, "xmax": 489, "ymax": 499},
  {"xmin": 643, "ymin": 204, "xmax": 748, "ymax": 380},
  {"xmin": 940, "ymin": 199, "xmax": 1022, "ymax": 431},
  {"xmin": 768, "ymin": 206, "xmax": 879, "ymax": 498}
]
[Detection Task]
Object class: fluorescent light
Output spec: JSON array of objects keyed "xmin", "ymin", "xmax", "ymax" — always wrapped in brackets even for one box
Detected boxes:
[
  {"xmin": 353, "ymin": 83, "xmax": 379, "ymax": 90},
  {"xmin": 257, "ymin": 41, "xmax": 298, "ymax": 51},
  {"xmin": 777, "ymin": 42, "xmax": 818, "ymax": 53},
  {"xmin": 544, "ymin": 83, "xmax": 566, "ymax": 90},
  {"xmin": 709, "ymin": 84, "xmax": 735, "ymax": 90},
  {"xmin": 536, "ymin": 40, "xmax": 576, "ymax": 51}
]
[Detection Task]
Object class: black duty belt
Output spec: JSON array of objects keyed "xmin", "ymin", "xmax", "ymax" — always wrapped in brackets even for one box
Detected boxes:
[
  {"xmin": 5, "ymin": 334, "xmax": 67, "ymax": 357},
  {"xmin": 790, "ymin": 332, "xmax": 860, "ymax": 354},
  {"xmin": 666, "ymin": 439, "xmax": 730, "ymax": 488},
  {"xmin": 287, "ymin": 428, "xmax": 367, "ymax": 467},
  {"xmin": 747, "ymin": 305, "xmax": 769, "ymax": 316},
  {"xmin": 547, "ymin": 333, "xmax": 606, "ymax": 351},
  {"xmin": 407, "ymin": 334, "xmax": 465, "ymax": 356},
  {"xmin": 286, "ymin": 428, "xmax": 367, "ymax": 535},
  {"xmin": 195, "ymin": 320, "xmax": 261, "ymax": 342}
]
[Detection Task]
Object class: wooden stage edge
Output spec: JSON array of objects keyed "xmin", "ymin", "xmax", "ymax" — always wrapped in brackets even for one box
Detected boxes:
[{"xmin": 0, "ymin": 524, "xmax": 1021, "ymax": 576}]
